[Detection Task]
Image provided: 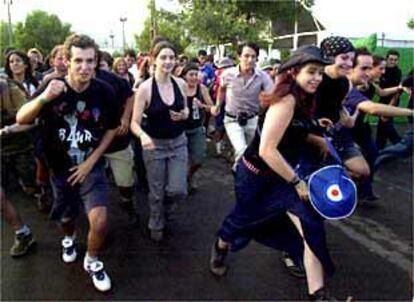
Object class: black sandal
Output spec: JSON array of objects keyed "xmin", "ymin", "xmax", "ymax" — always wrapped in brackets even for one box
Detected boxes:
[
  {"xmin": 308, "ymin": 287, "xmax": 337, "ymax": 301},
  {"xmin": 281, "ymin": 252, "xmax": 306, "ymax": 278},
  {"xmin": 209, "ymin": 240, "xmax": 229, "ymax": 276}
]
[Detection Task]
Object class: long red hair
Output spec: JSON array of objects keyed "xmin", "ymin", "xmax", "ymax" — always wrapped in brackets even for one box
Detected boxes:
[{"xmin": 260, "ymin": 67, "xmax": 315, "ymax": 117}]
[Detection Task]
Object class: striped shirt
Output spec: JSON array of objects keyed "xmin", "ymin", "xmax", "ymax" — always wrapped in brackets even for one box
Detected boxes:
[{"xmin": 221, "ymin": 65, "xmax": 273, "ymax": 116}]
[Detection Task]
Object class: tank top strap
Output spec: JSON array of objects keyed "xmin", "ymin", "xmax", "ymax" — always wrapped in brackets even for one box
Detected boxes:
[
  {"xmin": 170, "ymin": 77, "xmax": 183, "ymax": 101},
  {"xmin": 151, "ymin": 77, "xmax": 161, "ymax": 101},
  {"xmin": 196, "ymin": 84, "xmax": 204, "ymax": 103}
]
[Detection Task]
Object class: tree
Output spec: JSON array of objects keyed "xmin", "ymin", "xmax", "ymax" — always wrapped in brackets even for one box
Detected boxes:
[
  {"xmin": 408, "ymin": 18, "xmax": 414, "ymax": 30},
  {"xmin": 135, "ymin": 7, "xmax": 191, "ymax": 54},
  {"xmin": 178, "ymin": 0, "xmax": 314, "ymax": 53},
  {"xmin": 134, "ymin": 18, "xmax": 152, "ymax": 52},
  {"xmin": 180, "ymin": 0, "xmax": 267, "ymax": 54},
  {"xmin": 0, "ymin": 21, "xmax": 13, "ymax": 66},
  {"xmin": 13, "ymin": 10, "xmax": 72, "ymax": 57},
  {"xmin": 352, "ymin": 34, "xmax": 377, "ymax": 52},
  {"xmin": 134, "ymin": 0, "xmax": 315, "ymax": 56},
  {"xmin": 235, "ymin": 0, "xmax": 314, "ymax": 20}
]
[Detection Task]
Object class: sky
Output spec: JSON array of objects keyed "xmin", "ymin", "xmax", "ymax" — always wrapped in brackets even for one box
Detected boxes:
[
  {"xmin": 1, "ymin": 0, "xmax": 413, "ymax": 50},
  {"xmin": 312, "ymin": 0, "xmax": 414, "ymax": 40}
]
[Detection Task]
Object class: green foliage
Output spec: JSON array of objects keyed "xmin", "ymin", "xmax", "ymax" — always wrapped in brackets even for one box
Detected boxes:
[
  {"xmin": 408, "ymin": 18, "xmax": 414, "ymax": 30},
  {"xmin": 134, "ymin": 18, "xmax": 152, "ymax": 52},
  {"xmin": 175, "ymin": 0, "xmax": 315, "ymax": 54},
  {"xmin": 236, "ymin": 0, "xmax": 313, "ymax": 22},
  {"xmin": 351, "ymin": 34, "xmax": 377, "ymax": 52},
  {"xmin": 112, "ymin": 50, "xmax": 122, "ymax": 59},
  {"xmin": 13, "ymin": 10, "xmax": 71, "ymax": 57},
  {"xmin": 135, "ymin": 7, "xmax": 191, "ymax": 54},
  {"xmin": 280, "ymin": 49, "xmax": 291, "ymax": 62},
  {"xmin": 135, "ymin": 0, "xmax": 316, "ymax": 57},
  {"xmin": 0, "ymin": 21, "xmax": 13, "ymax": 67},
  {"xmin": 181, "ymin": 0, "xmax": 267, "ymax": 49}
]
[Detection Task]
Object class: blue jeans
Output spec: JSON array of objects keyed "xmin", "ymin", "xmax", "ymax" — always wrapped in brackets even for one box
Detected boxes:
[
  {"xmin": 50, "ymin": 161, "xmax": 109, "ymax": 223},
  {"xmin": 375, "ymin": 129, "xmax": 413, "ymax": 168},
  {"xmin": 217, "ymin": 161, "xmax": 335, "ymax": 277}
]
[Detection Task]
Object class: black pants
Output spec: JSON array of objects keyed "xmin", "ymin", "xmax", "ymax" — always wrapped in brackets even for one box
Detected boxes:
[
  {"xmin": 376, "ymin": 118, "xmax": 401, "ymax": 150},
  {"xmin": 353, "ymin": 123, "xmax": 377, "ymax": 196}
]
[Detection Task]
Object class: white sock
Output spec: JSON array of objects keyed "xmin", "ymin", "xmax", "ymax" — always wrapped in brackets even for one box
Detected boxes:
[
  {"xmin": 64, "ymin": 234, "xmax": 76, "ymax": 241},
  {"xmin": 16, "ymin": 225, "xmax": 30, "ymax": 236},
  {"xmin": 85, "ymin": 252, "xmax": 98, "ymax": 264}
]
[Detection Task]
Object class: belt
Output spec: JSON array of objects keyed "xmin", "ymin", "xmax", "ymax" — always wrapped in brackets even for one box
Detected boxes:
[
  {"xmin": 242, "ymin": 156, "xmax": 274, "ymax": 176},
  {"xmin": 225, "ymin": 112, "xmax": 257, "ymax": 119}
]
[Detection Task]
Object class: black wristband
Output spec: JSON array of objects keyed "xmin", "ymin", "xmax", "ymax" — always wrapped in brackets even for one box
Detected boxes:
[{"xmin": 289, "ymin": 174, "xmax": 301, "ymax": 186}]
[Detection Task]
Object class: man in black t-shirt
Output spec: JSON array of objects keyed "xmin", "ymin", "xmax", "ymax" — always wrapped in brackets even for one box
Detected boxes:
[
  {"xmin": 376, "ymin": 50, "xmax": 403, "ymax": 149},
  {"xmin": 17, "ymin": 34, "xmax": 117, "ymax": 292}
]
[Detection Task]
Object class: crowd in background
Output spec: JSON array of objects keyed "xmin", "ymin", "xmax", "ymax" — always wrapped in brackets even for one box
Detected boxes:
[{"xmin": 1, "ymin": 33, "xmax": 413, "ymax": 299}]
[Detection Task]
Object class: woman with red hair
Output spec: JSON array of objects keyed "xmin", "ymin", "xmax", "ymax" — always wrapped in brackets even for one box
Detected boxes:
[{"xmin": 209, "ymin": 46, "xmax": 341, "ymax": 300}]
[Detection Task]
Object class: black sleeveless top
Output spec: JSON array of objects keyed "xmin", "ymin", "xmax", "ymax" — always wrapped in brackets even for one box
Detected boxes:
[
  {"xmin": 184, "ymin": 84, "xmax": 205, "ymax": 130},
  {"xmin": 143, "ymin": 77, "xmax": 185, "ymax": 139},
  {"xmin": 244, "ymin": 106, "xmax": 317, "ymax": 173}
]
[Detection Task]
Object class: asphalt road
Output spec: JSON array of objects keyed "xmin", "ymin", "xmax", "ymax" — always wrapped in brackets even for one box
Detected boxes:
[{"xmin": 1, "ymin": 134, "xmax": 412, "ymax": 301}]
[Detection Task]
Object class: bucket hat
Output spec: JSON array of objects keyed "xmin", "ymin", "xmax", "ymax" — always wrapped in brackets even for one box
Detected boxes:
[{"xmin": 307, "ymin": 165, "xmax": 357, "ymax": 220}]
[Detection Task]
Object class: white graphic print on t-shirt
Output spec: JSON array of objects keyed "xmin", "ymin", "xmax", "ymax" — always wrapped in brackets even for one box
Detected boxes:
[{"xmin": 58, "ymin": 101, "xmax": 95, "ymax": 165}]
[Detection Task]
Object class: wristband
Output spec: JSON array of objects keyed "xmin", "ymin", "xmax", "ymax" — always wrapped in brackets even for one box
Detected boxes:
[
  {"xmin": 38, "ymin": 97, "xmax": 49, "ymax": 105},
  {"xmin": 289, "ymin": 174, "xmax": 301, "ymax": 186},
  {"xmin": 3, "ymin": 125, "xmax": 11, "ymax": 135},
  {"xmin": 137, "ymin": 129, "xmax": 145, "ymax": 138}
]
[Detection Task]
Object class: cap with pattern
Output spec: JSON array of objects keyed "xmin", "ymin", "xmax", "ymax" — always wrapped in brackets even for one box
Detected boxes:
[{"xmin": 320, "ymin": 36, "xmax": 355, "ymax": 59}]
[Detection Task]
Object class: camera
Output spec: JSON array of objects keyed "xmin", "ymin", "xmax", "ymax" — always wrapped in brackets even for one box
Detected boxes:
[{"xmin": 237, "ymin": 112, "xmax": 249, "ymax": 126}]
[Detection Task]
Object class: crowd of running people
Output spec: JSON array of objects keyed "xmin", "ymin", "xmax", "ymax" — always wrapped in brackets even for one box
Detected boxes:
[{"xmin": 1, "ymin": 32, "xmax": 413, "ymax": 300}]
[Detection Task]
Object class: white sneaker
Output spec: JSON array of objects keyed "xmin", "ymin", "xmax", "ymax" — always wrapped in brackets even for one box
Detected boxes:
[
  {"xmin": 61, "ymin": 237, "xmax": 77, "ymax": 263},
  {"xmin": 83, "ymin": 258, "xmax": 112, "ymax": 292}
]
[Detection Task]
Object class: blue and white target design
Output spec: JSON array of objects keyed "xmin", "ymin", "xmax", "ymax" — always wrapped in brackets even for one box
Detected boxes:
[{"xmin": 308, "ymin": 165, "xmax": 357, "ymax": 220}]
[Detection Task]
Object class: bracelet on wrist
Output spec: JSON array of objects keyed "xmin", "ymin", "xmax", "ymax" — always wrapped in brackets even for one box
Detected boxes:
[
  {"xmin": 289, "ymin": 174, "xmax": 301, "ymax": 186},
  {"xmin": 137, "ymin": 129, "xmax": 145, "ymax": 138},
  {"xmin": 38, "ymin": 97, "xmax": 48, "ymax": 105}
]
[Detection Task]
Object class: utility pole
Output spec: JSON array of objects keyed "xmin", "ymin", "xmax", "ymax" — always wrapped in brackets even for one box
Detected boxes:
[
  {"xmin": 109, "ymin": 32, "xmax": 115, "ymax": 49},
  {"xmin": 120, "ymin": 16, "xmax": 127, "ymax": 51},
  {"xmin": 150, "ymin": 0, "xmax": 157, "ymax": 42},
  {"xmin": 5, "ymin": 0, "xmax": 13, "ymax": 45},
  {"xmin": 293, "ymin": 0, "xmax": 298, "ymax": 50}
]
